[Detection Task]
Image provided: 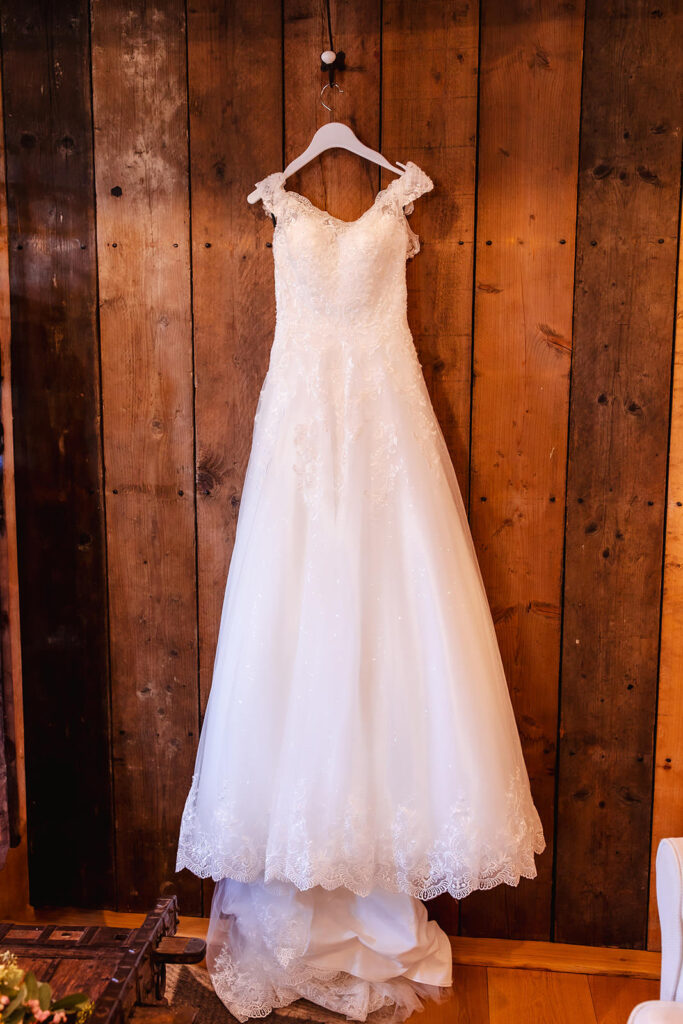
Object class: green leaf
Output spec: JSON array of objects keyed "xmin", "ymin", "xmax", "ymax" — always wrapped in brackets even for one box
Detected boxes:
[
  {"xmin": 37, "ymin": 983, "xmax": 51, "ymax": 1011},
  {"xmin": 3, "ymin": 1007, "xmax": 26, "ymax": 1024},
  {"xmin": 23, "ymin": 974, "xmax": 37, "ymax": 1001},
  {"xmin": 4, "ymin": 983, "xmax": 26, "ymax": 1018},
  {"xmin": 51, "ymin": 994, "xmax": 89, "ymax": 1011}
]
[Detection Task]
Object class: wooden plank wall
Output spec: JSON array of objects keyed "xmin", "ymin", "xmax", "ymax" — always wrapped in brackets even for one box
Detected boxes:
[
  {"xmin": 0, "ymin": 0, "xmax": 681, "ymax": 947},
  {"xmin": 1, "ymin": 0, "xmax": 114, "ymax": 909},
  {"xmin": 555, "ymin": 0, "xmax": 682, "ymax": 950}
]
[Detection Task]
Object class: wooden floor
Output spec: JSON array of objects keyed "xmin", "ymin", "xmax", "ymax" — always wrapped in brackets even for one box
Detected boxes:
[
  {"xmin": 417, "ymin": 968, "xmax": 658, "ymax": 1024},
  {"xmin": 6, "ymin": 905, "xmax": 661, "ymax": 1024}
]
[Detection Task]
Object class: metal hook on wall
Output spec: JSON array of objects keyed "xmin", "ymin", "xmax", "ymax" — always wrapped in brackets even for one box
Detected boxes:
[
  {"xmin": 320, "ymin": 0, "xmax": 345, "ymax": 98},
  {"xmin": 320, "ymin": 81, "xmax": 344, "ymax": 112}
]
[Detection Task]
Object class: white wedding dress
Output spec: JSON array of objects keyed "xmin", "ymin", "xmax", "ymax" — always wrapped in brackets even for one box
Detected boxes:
[{"xmin": 176, "ymin": 161, "xmax": 545, "ymax": 1021}]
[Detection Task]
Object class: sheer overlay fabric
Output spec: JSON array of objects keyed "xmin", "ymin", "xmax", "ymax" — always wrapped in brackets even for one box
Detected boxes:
[
  {"xmin": 206, "ymin": 878, "xmax": 452, "ymax": 1022},
  {"xmin": 176, "ymin": 161, "xmax": 545, "ymax": 1020}
]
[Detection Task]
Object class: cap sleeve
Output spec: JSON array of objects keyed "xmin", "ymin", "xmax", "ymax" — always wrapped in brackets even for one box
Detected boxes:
[
  {"xmin": 386, "ymin": 161, "xmax": 434, "ymax": 259},
  {"xmin": 397, "ymin": 161, "xmax": 434, "ymax": 215},
  {"xmin": 249, "ymin": 171, "xmax": 286, "ymax": 217}
]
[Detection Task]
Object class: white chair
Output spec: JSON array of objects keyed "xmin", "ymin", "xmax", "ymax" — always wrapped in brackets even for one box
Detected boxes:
[
  {"xmin": 629, "ymin": 1007, "xmax": 683, "ymax": 1023},
  {"xmin": 628, "ymin": 839, "xmax": 683, "ymax": 1023}
]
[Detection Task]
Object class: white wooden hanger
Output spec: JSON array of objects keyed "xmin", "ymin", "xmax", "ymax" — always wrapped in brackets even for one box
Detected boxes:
[{"xmin": 247, "ymin": 119, "xmax": 405, "ymax": 205}]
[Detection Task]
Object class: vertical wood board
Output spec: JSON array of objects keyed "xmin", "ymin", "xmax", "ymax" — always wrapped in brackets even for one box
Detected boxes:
[
  {"xmin": 0, "ymin": 0, "xmax": 114, "ymax": 907},
  {"xmin": 0, "ymin": 34, "xmax": 23, "ymax": 861},
  {"xmin": 647, "ymin": 166, "xmax": 683, "ymax": 951},
  {"xmin": 186, "ymin": 0, "xmax": 283, "ymax": 915},
  {"xmin": 381, "ymin": 0, "xmax": 479, "ymax": 499},
  {"xmin": 91, "ymin": 0, "xmax": 199, "ymax": 912},
  {"xmin": 555, "ymin": 0, "xmax": 682, "ymax": 948},
  {"xmin": 462, "ymin": 0, "xmax": 584, "ymax": 940}
]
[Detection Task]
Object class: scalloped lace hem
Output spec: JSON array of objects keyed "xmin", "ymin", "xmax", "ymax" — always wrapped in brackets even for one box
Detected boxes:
[
  {"xmin": 176, "ymin": 841, "xmax": 545, "ymax": 901},
  {"xmin": 175, "ymin": 768, "xmax": 546, "ymax": 901}
]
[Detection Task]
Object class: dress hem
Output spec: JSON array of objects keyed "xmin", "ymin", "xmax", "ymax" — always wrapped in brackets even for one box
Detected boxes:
[{"xmin": 175, "ymin": 830, "xmax": 546, "ymax": 902}]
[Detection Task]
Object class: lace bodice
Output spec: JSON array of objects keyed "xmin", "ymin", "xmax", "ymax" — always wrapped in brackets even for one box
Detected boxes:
[
  {"xmin": 250, "ymin": 161, "xmax": 434, "ymax": 332},
  {"xmin": 243, "ymin": 160, "xmax": 440, "ymax": 512}
]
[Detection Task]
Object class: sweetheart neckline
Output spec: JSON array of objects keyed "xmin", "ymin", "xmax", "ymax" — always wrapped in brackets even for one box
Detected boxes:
[{"xmin": 281, "ymin": 172, "xmax": 405, "ymax": 227}]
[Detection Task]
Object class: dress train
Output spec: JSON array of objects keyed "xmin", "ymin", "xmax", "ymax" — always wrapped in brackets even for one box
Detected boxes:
[{"xmin": 206, "ymin": 877, "xmax": 453, "ymax": 1022}]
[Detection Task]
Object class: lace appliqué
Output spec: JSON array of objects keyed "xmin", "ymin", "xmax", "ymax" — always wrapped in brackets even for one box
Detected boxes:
[
  {"xmin": 175, "ymin": 765, "xmax": 546, "ymax": 901},
  {"xmin": 247, "ymin": 161, "xmax": 439, "ymax": 513},
  {"xmin": 250, "ymin": 160, "xmax": 434, "ymax": 258},
  {"xmin": 253, "ymin": 334, "xmax": 444, "ymax": 516},
  {"xmin": 381, "ymin": 160, "xmax": 434, "ymax": 258},
  {"xmin": 210, "ymin": 941, "xmax": 445, "ymax": 1024},
  {"xmin": 250, "ymin": 170, "xmax": 287, "ymax": 217}
]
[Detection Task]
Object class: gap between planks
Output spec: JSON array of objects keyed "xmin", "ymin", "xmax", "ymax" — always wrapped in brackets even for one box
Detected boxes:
[{"xmin": 8, "ymin": 906, "xmax": 661, "ymax": 981}]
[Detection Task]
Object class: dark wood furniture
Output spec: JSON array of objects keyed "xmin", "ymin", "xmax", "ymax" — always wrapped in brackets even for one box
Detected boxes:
[{"xmin": 0, "ymin": 894, "xmax": 205, "ymax": 1024}]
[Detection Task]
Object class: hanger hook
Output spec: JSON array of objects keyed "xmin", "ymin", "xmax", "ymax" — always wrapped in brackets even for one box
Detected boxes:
[{"xmin": 321, "ymin": 81, "xmax": 343, "ymax": 113}]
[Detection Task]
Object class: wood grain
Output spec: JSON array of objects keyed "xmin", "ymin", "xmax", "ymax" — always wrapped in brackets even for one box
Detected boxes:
[
  {"xmin": 0, "ymin": 0, "xmax": 114, "ymax": 908},
  {"xmin": 186, "ymin": 0, "xmax": 283, "ymax": 916},
  {"xmin": 0, "ymin": 40, "xmax": 23, "ymax": 876},
  {"xmin": 648, "ymin": 201, "xmax": 683, "ymax": 950},
  {"xmin": 588, "ymin": 975, "xmax": 659, "ymax": 1024},
  {"xmin": 555, "ymin": 0, "xmax": 683, "ymax": 948},
  {"xmin": 462, "ymin": 0, "xmax": 585, "ymax": 940},
  {"xmin": 90, "ymin": 0, "xmax": 199, "ymax": 913},
  {"xmin": 0, "ymin": 67, "xmax": 9, "ymax": 870},
  {"xmin": 449, "ymin": 936, "xmax": 660, "ymax": 981},
  {"xmin": 444, "ymin": 966, "xmax": 489, "ymax": 1024},
  {"xmin": 381, "ymin": 0, "xmax": 479, "ymax": 495},
  {"xmin": 487, "ymin": 968, "xmax": 596, "ymax": 1024}
]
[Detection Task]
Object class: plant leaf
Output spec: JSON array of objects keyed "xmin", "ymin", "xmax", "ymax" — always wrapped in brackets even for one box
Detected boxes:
[
  {"xmin": 4, "ymin": 983, "xmax": 26, "ymax": 1018},
  {"xmin": 51, "ymin": 994, "xmax": 89, "ymax": 1011},
  {"xmin": 37, "ymin": 983, "xmax": 51, "ymax": 1011},
  {"xmin": 4, "ymin": 1006, "xmax": 26, "ymax": 1024}
]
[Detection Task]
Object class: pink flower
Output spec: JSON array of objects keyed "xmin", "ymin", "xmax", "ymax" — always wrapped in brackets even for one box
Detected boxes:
[
  {"xmin": 23, "ymin": 1003, "xmax": 50, "ymax": 1022},
  {"xmin": 52, "ymin": 1012, "xmax": 67, "ymax": 1023},
  {"xmin": 0, "ymin": 995, "xmax": 9, "ymax": 1006}
]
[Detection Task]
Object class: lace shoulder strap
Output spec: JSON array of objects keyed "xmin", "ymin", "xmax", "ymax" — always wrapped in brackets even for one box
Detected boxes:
[
  {"xmin": 383, "ymin": 161, "xmax": 434, "ymax": 259},
  {"xmin": 390, "ymin": 161, "xmax": 434, "ymax": 215},
  {"xmin": 249, "ymin": 171, "xmax": 286, "ymax": 216}
]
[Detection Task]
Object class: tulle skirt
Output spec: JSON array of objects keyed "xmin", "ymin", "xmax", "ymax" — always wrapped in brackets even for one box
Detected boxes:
[
  {"xmin": 177, "ymin": 325, "xmax": 545, "ymax": 1019},
  {"xmin": 176, "ymin": 332, "xmax": 544, "ymax": 899}
]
